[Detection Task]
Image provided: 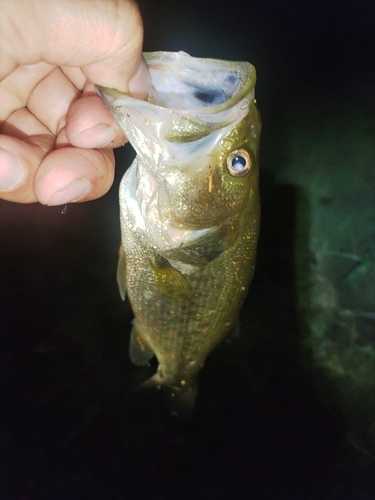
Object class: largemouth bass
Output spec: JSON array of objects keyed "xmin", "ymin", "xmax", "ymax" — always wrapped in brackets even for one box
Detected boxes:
[{"xmin": 99, "ymin": 51, "xmax": 261, "ymax": 414}]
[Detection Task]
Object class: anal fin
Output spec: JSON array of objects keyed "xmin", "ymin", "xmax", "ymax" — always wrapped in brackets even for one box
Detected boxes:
[{"xmin": 129, "ymin": 322, "xmax": 155, "ymax": 366}]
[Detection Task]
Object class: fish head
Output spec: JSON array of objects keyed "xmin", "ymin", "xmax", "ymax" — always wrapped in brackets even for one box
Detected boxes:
[{"xmin": 98, "ymin": 51, "xmax": 261, "ymax": 234}]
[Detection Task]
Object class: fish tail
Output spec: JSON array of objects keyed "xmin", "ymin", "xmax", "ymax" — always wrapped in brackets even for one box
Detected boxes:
[{"xmin": 141, "ymin": 372, "xmax": 197, "ymax": 417}]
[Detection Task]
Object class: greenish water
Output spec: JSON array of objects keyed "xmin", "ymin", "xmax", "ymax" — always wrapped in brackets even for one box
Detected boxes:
[{"xmin": 269, "ymin": 95, "xmax": 375, "ymax": 459}]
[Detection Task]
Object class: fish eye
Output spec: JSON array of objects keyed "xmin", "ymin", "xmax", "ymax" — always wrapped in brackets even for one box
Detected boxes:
[{"xmin": 226, "ymin": 149, "xmax": 252, "ymax": 177}]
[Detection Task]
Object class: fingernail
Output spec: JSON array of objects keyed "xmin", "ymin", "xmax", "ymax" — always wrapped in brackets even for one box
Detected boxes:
[
  {"xmin": 0, "ymin": 150, "xmax": 26, "ymax": 191},
  {"xmin": 73, "ymin": 125, "xmax": 115, "ymax": 148},
  {"xmin": 128, "ymin": 58, "xmax": 151, "ymax": 99},
  {"xmin": 47, "ymin": 178, "xmax": 91, "ymax": 206}
]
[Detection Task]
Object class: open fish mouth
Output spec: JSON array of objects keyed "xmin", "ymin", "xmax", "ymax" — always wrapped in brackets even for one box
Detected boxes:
[
  {"xmin": 98, "ymin": 51, "xmax": 255, "ymax": 112},
  {"xmin": 97, "ymin": 51, "xmax": 256, "ymax": 169},
  {"xmin": 143, "ymin": 51, "xmax": 254, "ymax": 112}
]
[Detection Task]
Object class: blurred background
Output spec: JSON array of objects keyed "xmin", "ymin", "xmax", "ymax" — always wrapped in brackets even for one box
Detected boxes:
[{"xmin": 1, "ymin": 0, "xmax": 375, "ymax": 498}]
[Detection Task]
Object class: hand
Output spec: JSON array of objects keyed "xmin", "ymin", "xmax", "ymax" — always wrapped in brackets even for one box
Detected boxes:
[{"xmin": 0, "ymin": 0, "xmax": 150, "ymax": 205}]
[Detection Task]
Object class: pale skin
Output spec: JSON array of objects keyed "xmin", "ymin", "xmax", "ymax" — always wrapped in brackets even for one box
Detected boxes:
[{"xmin": 0, "ymin": 0, "xmax": 150, "ymax": 205}]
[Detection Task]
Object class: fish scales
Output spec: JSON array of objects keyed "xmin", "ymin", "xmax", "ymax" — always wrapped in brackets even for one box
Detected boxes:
[{"xmin": 99, "ymin": 51, "xmax": 261, "ymax": 414}]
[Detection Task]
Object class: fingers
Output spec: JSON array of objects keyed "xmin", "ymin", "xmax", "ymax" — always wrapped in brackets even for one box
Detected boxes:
[
  {"xmin": 1, "ymin": 0, "xmax": 150, "ymax": 97},
  {"xmin": 27, "ymin": 67, "xmax": 81, "ymax": 135},
  {"xmin": 82, "ymin": 47, "xmax": 150, "ymax": 99},
  {"xmin": 1, "ymin": 107, "xmax": 53, "ymax": 139},
  {"xmin": 0, "ymin": 62, "xmax": 55, "ymax": 122},
  {"xmin": 0, "ymin": 64, "xmax": 120, "ymax": 204},
  {"xmin": 0, "ymin": 134, "xmax": 115, "ymax": 205},
  {"xmin": 60, "ymin": 67, "xmax": 87, "ymax": 91},
  {"xmin": 0, "ymin": 106, "xmax": 115, "ymax": 204},
  {"xmin": 0, "ymin": 72, "xmax": 121, "ymax": 204},
  {"xmin": 0, "ymin": 131, "xmax": 54, "ymax": 203},
  {"xmin": 65, "ymin": 95, "xmax": 126, "ymax": 149},
  {"xmin": 0, "ymin": 0, "xmax": 150, "ymax": 205},
  {"xmin": 0, "ymin": 109, "xmax": 55, "ymax": 202},
  {"xmin": 34, "ymin": 147, "xmax": 115, "ymax": 206},
  {"xmin": 1, "ymin": 64, "xmax": 81, "ymax": 140}
]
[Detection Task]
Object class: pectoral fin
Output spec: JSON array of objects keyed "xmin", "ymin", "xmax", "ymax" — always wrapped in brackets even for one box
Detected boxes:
[
  {"xmin": 162, "ymin": 220, "xmax": 241, "ymax": 269},
  {"xmin": 117, "ymin": 245, "xmax": 127, "ymax": 301},
  {"xmin": 151, "ymin": 259, "xmax": 191, "ymax": 299},
  {"xmin": 129, "ymin": 321, "xmax": 155, "ymax": 366}
]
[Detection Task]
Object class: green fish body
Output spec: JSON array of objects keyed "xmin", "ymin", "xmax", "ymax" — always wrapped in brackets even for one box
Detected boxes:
[{"xmin": 99, "ymin": 52, "xmax": 261, "ymax": 413}]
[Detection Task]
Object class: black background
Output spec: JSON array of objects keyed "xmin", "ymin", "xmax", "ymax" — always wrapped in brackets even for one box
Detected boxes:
[{"xmin": 1, "ymin": 0, "xmax": 375, "ymax": 498}]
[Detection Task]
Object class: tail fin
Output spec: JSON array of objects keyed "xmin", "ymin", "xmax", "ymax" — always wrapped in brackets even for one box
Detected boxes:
[{"xmin": 141, "ymin": 372, "xmax": 198, "ymax": 417}]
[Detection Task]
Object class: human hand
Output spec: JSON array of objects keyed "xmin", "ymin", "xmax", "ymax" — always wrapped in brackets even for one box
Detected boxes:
[{"xmin": 0, "ymin": 0, "xmax": 150, "ymax": 205}]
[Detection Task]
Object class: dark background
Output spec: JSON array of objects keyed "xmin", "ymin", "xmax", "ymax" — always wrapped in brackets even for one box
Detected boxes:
[{"xmin": 1, "ymin": 0, "xmax": 375, "ymax": 498}]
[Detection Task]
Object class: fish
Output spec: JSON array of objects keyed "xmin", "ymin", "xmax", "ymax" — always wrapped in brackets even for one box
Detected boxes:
[{"xmin": 98, "ymin": 51, "xmax": 261, "ymax": 415}]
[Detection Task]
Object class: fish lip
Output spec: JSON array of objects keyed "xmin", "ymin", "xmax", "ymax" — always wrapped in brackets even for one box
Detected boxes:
[
  {"xmin": 96, "ymin": 83, "xmax": 249, "ymax": 116},
  {"xmin": 145, "ymin": 51, "xmax": 256, "ymax": 115},
  {"xmin": 97, "ymin": 51, "xmax": 256, "ymax": 116}
]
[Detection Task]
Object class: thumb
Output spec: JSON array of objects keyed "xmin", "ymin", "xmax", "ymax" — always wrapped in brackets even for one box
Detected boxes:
[
  {"xmin": 80, "ymin": 1, "xmax": 151, "ymax": 97},
  {"xmin": 0, "ymin": 0, "xmax": 150, "ymax": 96}
]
